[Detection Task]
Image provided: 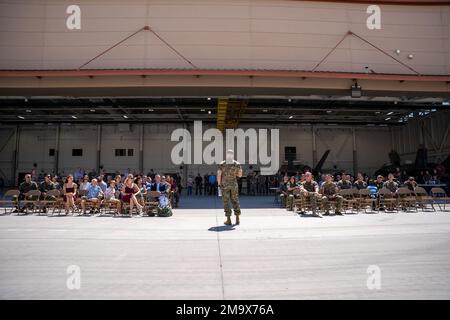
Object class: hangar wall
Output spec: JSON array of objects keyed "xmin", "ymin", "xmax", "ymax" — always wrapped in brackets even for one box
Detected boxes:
[
  {"xmin": 1, "ymin": 112, "xmax": 449, "ymax": 186},
  {"xmin": 392, "ymin": 110, "xmax": 450, "ymax": 164},
  {"xmin": 0, "ymin": 122, "xmax": 393, "ymax": 185}
]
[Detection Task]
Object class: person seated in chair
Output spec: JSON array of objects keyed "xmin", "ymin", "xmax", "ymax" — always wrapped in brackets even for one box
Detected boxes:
[
  {"xmin": 286, "ymin": 176, "xmax": 299, "ymax": 211},
  {"xmin": 16, "ymin": 174, "xmax": 39, "ymax": 213},
  {"xmin": 403, "ymin": 177, "xmax": 417, "ymax": 192},
  {"xmin": 337, "ymin": 174, "xmax": 352, "ymax": 190},
  {"xmin": 353, "ymin": 173, "xmax": 367, "ymax": 190},
  {"xmin": 121, "ymin": 175, "xmax": 144, "ymax": 217},
  {"xmin": 278, "ymin": 175, "xmax": 289, "ymax": 208},
  {"xmin": 104, "ymin": 180, "xmax": 121, "ymax": 215},
  {"xmin": 80, "ymin": 178, "xmax": 103, "ymax": 215},
  {"xmin": 150, "ymin": 175, "xmax": 168, "ymax": 193},
  {"xmin": 300, "ymin": 172, "xmax": 321, "ymax": 217},
  {"xmin": 320, "ymin": 174, "xmax": 343, "ymax": 216},
  {"xmin": 383, "ymin": 173, "xmax": 399, "ymax": 193},
  {"xmin": 63, "ymin": 175, "xmax": 78, "ymax": 215},
  {"xmin": 39, "ymin": 174, "xmax": 56, "ymax": 213}
]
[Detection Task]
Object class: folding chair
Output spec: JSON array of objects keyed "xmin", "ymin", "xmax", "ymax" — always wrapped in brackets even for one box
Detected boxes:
[
  {"xmin": 40, "ymin": 189, "xmax": 63, "ymax": 215},
  {"xmin": 414, "ymin": 187, "xmax": 435, "ymax": 212},
  {"xmin": 0, "ymin": 189, "xmax": 20, "ymax": 215},
  {"xmin": 144, "ymin": 191, "xmax": 161, "ymax": 216},
  {"xmin": 339, "ymin": 189, "xmax": 358, "ymax": 214},
  {"xmin": 21, "ymin": 190, "xmax": 42, "ymax": 214},
  {"xmin": 292, "ymin": 189, "xmax": 302, "ymax": 212},
  {"xmin": 430, "ymin": 187, "xmax": 450, "ymax": 211},
  {"xmin": 357, "ymin": 189, "xmax": 377, "ymax": 213},
  {"xmin": 397, "ymin": 187, "xmax": 417, "ymax": 212},
  {"xmin": 378, "ymin": 188, "xmax": 398, "ymax": 212}
]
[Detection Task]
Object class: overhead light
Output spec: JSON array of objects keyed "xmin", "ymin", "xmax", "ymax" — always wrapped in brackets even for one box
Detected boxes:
[
  {"xmin": 207, "ymin": 97, "xmax": 211, "ymax": 101},
  {"xmin": 431, "ymin": 109, "xmax": 437, "ymax": 112},
  {"xmin": 71, "ymin": 115, "xmax": 78, "ymax": 119},
  {"xmin": 351, "ymin": 83, "xmax": 362, "ymax": 98},
  {"xmin": 262, "ymin": 109, "xmax": 268, "ymax": 112},
  {"xmin": 26, "ymin": 109, "xmax": 31, "ymax": 113},
  {"xmin": 90, "ymin": 109, "xmax": 96, "ymax": 112},
  {"xmin": 148, "ymin": 108, "xmax": 154, "ymax": 112},
  {"xmin": 288, "ymin": 98, "xmax": 292, "ymax": 102},
  {"xmin": 374, "ymin": 111, "xmax": 381, "ymax": 115},
  {"xmin": 24, "ymin": 97, "xmax": 28, "ymax": 102},
  {"xmin": 208, "ymin": 110, "xmax": 212, "ymax": 114},
  {"xmin": 17, "ymin": 116, "xmax": 25, "ymax": 120},
  {"xmin": 443, "ymin": 101, "xmax": 450, "ymax": 106},
  {"xmin": 200, "ymin": 109, "xmax": 205, "ymax": 112},
  {"xmin": 385, "ymin": 117, "xmax": 391, "ymax": 121},
  {"xmin": 123, "ymin": 115, "xmax": 128, "ymax": 119},
  {"xmin": 395, "ymin": 49, "xmax": 401, "ymax": 55},
  {"xmin": 408, "ymin": 54, "xmax": 414, "ymax": 59},
  {"xmin": 326, "ymin": 110, "xmax": 332, "ymax": 113},
  {"xmin": 288, "ymin": 115, "xmax": 294, "ymax": 119},
  {"xmin": 387, "ymin": 112, "xmax": 394, "ymax": 115}
]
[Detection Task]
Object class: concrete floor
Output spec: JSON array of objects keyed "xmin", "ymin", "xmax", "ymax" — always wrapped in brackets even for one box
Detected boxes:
[{"xmin": 0, "ymin": 196, "xmax": 449, "ymax": 299}]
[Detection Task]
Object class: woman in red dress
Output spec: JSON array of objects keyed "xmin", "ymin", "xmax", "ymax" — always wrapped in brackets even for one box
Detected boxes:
[
  {"xmin": 63, "ymin": 174, "xmax": 78, "ymax": 215},
  {"xmin": 121, "ymin": 175, "xmax": 144, "ymax": 217}
]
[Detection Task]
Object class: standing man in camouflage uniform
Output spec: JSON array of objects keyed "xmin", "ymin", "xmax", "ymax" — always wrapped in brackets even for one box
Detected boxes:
[
  {"xmin": 320, "ymin": 174, "xmax": 344, "ymax": 216},
  {"xmin": 218, "ymin": 150, "xmax": 243, "ymax": 225},
  {"xmin": 300, "ymin": 172, "xmax": 321, "ymax": 217}
]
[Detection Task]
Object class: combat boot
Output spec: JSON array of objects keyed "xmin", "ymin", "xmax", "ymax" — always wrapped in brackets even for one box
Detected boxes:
[
  {"xmin": 224, "ymin": 216, "xmax": 232, "ymax": 225},
  {"xmin": 235, "ymin": 215, "xmax": 240, "ymax": 225}
]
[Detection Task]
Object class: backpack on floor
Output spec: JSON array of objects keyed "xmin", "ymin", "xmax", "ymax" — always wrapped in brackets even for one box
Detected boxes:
[{"xmin": 157, "ymin": 193, "xmax": 173, "ymax": 217}]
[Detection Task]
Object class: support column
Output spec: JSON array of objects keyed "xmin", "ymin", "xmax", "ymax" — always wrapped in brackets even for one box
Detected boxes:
[
  {"xmin": 389, "ymin": 126, "xmax": 395, "ymax": 151},
  {"xmin": 311, "ymin": 125, "xmax": 317, "ymax": 168},
  {"xmin": 352, "ymin": 127, "xmax": 358, "ymax": 176},
  {"xmin": 12, "ymin": 125, "xmax": 20, "ymax": 186},
  {"xmin": 96, "ymin": 124, "xmax": 102, "ymax": 174},
  {"xmin": 139, "ymin": 123, "xmax": 144, "ymax": 174},
  {"xmin": 54, "ymin": 124, "xmax": 61, "ymax": 175},
  {"xmin": 418, "ymin": 120, "xmax": 424, "ymax": 147}
]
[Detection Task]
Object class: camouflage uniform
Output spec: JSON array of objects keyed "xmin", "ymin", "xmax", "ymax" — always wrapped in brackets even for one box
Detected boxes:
[
  {"xmin": 337, "ymin": 179, "xmax": 352, "ymax": 190},
  {"xmin": 383, "ymin": 180, "xmax": 398, "ymax": 193},
  {"xmin": 278, "ymin": 181, "xmax": 288, "ymax": 207},
  {"xmin": 218, "ymin": 160, "xmax": 241, "ymax": 217},
  {"xmin": 354, "ymin": 180, "xmax": 367, "ymax": 190},
  {"xmin": 286, "ymin": 181, "xmax": 298, "ymax": 211},
  {"xmin": 321, "ymin": 181, "xmax": 343, "ymax": 212},
  {"xmin": 300, "ymin": 180, "xmax": 319, "ymax": 212}
]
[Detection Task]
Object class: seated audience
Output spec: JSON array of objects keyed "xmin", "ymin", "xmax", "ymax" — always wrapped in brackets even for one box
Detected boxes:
[
  {"xmin": 320, "ymin": 174, "xmax": 343, "ymax": 216},
  {"xmin": 403, "ymin": 177, "xmax": 417, "ymax": 191},
  {"xmin": 104, "ymin": 180, "xmax": 121, "ymax": 215},
  {"xmin": 354, "ymin": 173, "xmax": 367, "ymax": 190},
  {"xmin": 300, "ymin": 172, "xmax": 321, "ymax": 217},
  {"xmin": 39, "ymin": 174, "xmax": 56, "ymax": 213},
  {"xmin": 63, "ymin": 175, "xmax": 78, "ymax": 215},
  {"xmin": 80, "ymin": 178, "xmax": 103, "ymax": 215},
  {"xmin": 121, "ymin": 175, "xmax": 144, "ymax": 217},
  {"xmin": 383, "ymin": 173, "xmax": 399, "ymax": 193}
]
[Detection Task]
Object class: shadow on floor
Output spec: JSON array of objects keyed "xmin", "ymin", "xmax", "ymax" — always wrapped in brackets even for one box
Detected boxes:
[
  {"xmin": 180, "ymin": 195, "xmax": 280, "ymax": 209},
  {"xmin": 208, "ymin": 225, "xmax": 236, "ymax": 232}
]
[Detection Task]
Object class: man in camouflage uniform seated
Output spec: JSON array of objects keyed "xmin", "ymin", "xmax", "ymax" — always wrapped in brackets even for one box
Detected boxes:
[
  {"xmin": 320, "ymin": 174, "xmax": 344, "ymax": 216},
  {"xmin": 300, "ymin": 172, "xmax": 321, "ymax": 217},
  {"xmin": 217, "ymin": 150, "xmax": 243, "ymax": 225},
  {"xmin": 278, "ymin": 175, "xmax": 289, "ymax": 208},
  {"xmin": 286, "ymin": 176, "xmax": 299, "ymax": 211}
]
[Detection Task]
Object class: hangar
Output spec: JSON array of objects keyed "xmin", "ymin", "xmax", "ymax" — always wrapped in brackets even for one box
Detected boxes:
[{"xmin": 0, "ymin": 0, "xmax": 450, "ymax": 300}]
